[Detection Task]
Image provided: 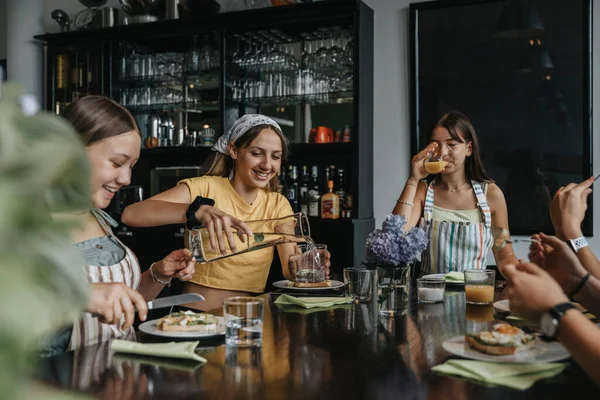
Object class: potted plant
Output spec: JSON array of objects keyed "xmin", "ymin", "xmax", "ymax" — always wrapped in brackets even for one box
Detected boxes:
[{"xmin": 364, "ymin": 214, "xmax": 428, "ymax": 316}]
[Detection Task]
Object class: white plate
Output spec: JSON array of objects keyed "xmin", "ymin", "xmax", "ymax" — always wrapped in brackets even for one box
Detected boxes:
[
  {"xmin": 422, "ymin": 273, "xmax": 464, "ymax": 285},
  {"xmin": 494, "ymin": 299, "xmax": 510, "ymax": 312},
  {"xmin": 442, "ymin": 335, "xmax": 570, "ymax": 363},
  {"xmin": 139, "ymin": 316, "xmax": 225, "ymax": 339},
  {"xmin": 272, "ymin": 280, "xmax": 345, "ymax": 290}
]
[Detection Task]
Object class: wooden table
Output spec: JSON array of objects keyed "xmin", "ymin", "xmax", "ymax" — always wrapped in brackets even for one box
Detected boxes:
[{"xmin": 36, "ymin": 286, "xmax": 596, "ymax": 399}]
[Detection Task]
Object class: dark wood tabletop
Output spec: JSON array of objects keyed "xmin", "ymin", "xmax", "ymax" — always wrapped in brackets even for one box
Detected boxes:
[{"xmin": 36, "ymin": 285, "xmax": 596, "ymax": 399}]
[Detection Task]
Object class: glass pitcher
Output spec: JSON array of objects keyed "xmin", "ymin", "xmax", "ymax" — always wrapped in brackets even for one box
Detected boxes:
[{"xmin": 188, "ymin": 213, "xmax": 312, "ymax": 263}]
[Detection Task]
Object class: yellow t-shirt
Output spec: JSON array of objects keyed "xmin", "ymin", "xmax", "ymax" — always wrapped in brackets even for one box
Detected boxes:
[{"xmin": 179, "ymin": 176, "xmax": 293, "ymax": 293}]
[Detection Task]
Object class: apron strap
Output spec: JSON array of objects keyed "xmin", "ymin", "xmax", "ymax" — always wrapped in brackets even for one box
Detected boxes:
[
  {"xmin": 423, "ymin": 179, "xmax": 436, "ymax": 221},
  {"xmin": 472, "ymin": 181, "xmax": 492, "ymax": 227}
]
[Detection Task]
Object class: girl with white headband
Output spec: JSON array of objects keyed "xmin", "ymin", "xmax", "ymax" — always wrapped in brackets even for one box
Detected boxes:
[{"xmin": 123, "ymin": 114, "xmax": 331, "ymax": 310}]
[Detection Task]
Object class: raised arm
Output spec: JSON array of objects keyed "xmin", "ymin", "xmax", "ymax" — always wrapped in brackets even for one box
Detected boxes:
[
  {"xmin": 550, "ymin": 177, "xmax": 600, "ymax": 279},
  {"xmin": 121, "ymin": 184, "xmax": 191, "ymax": 227},
  {"xmin": 487, "ymin": 183, "xmax": 518, "ymax": 276},
  {"xmin": 392, "ymin": 142, "xmax": 438, "ymax": 228}
]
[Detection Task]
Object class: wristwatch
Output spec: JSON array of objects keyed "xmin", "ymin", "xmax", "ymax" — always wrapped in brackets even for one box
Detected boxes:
[
  {"xmin": 540, "ymin": 302, "xmax": 576, "ymax": 340},
  {"xmin": 186, "ymin": 196, "xmax": 215, "ymax": 230},
  {"xmin": 566, "ymin": 237, "xmax": 589, "ymax": 253}
]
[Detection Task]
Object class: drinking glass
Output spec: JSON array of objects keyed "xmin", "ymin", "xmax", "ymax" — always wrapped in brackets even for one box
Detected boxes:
[
  {"xmin": 417, "ymin": 278, "xmax": 445, "ymax": 304},
  {"xmin": 224, "ymin": 296, "xmax": 264, "ymax": 347},
  {"xmin": 464, "ymin": 269, "xmax": 495, "ymax": 305},
  {"xmin": 189, "ymin": 213, "xmax": 311, "ymax": 263},
  {"xmin": 343, "ymin": 267, "xmax": 376, "ymax": 303},
  {"xmin": 423, "ymin": 153, "xmax": 450, "ymax": 175},
  {"xmin": 295, "ymin": 244, "xmax": 327, "ymax": 283}
]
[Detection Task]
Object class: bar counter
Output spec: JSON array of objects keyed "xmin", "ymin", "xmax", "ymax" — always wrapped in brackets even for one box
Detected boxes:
[{"xmin": 36, "ymin": 286, "xmax": 596, "ymax": 399}]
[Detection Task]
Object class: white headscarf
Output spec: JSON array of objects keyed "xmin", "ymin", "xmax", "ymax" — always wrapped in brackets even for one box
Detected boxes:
[{"xmin": 211, "ymin": 114, "xmax": 283, "ymax": 155}]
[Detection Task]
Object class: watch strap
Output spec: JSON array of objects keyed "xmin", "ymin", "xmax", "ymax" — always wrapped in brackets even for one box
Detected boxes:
[
  {"xmin": 548, "ymin": 302, "xmax": 576, "ymax": 321},
  {"xmin": 567, "ymin": 237, "xmax": 589, "ymax": 253},
  {"xmin": 543, "ymin": 302, "xmax": 576, "ymax": 340}
]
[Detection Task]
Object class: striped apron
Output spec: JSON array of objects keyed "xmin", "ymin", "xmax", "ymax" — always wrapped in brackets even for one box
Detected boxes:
[
  {"xmin": 68, "ymin": 209, "xmax": 141, "ymax": 350},
  {"xmin": 420, "ymin": 180, "xmax": 494, "ymax": 274}
]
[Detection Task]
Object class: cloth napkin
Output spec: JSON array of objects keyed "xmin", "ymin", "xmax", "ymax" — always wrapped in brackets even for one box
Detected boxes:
[
  {"xmin": 274, "ymin": 294, "xmax": 353, "ymax": 309},
  {"xmin": 432, "ymin": 359, "xmax": 567, "ymax": 390},
  {"xmin": 110, "ymin": 340, "xmax": 207, "ymax": 364},
  {"xmin": 443, "ymin": 272, "xmax": 465, "ymax": 283}
]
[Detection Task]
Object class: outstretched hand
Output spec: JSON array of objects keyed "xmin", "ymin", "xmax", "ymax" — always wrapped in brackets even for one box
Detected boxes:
[
  {"xmin": 88, "ymin": 283, "xmax": 148, "ymax": 330},
  {"xmin": 288, "ymin": 246, "xmax": 331, "ymax": 281},
  {"xmin": 153, "ymin": 248, "xmax": 196, "ymax": 282},
  {"xmin": 504, "ymin": 261, "xmax": 569, "ymax": 323},
  {"xmin": 195, "ymin": 205, "xmax": 253, "ymax": 255}
]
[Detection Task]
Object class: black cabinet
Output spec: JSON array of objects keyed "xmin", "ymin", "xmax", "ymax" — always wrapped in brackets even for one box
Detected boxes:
[{"xmin": 35, "ymin": 0, "xmax": 374, "ymax": 277}]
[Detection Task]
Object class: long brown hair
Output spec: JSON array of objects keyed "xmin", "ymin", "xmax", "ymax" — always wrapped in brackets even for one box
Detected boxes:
[
  {"xmin": 203, "ymin": 124, "xmax": 289, "ymax": 192},
  {"xmin": 61, "ymin": 96, "xmax": 140, "ymax": 145},
  {"xmin": 432, "ymin": 111, "xmax": 493, "ymax": 183}
]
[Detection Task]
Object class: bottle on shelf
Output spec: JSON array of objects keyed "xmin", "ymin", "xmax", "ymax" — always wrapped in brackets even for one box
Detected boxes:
[
  {"xmin": 321, "ymin": 180, "xmax": 340, "ymax": 219},
  {"xmin": 299, "ymin": 165, "xmax": 309, "ymax": 216},
  {"xmin": 285, "ymin": 165, "xmax": 299, "ymax": 213},
  {"xmin": 343, "ymin": 192, "xmax": 353, "ymax": 219},
  {"xmin": 335, "ymin": 168, "xmax": 346, "ymax": 210},
  {"xmin": 308, "ymin": 165, "xmax": 320, "ymax": 217},
  {"xmin": 277, "ymin": 167, "xmax": 287, "ymax": 195}
]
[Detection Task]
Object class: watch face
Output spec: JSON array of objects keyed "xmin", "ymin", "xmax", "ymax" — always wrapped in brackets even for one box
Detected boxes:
[{"xmin": 540, "ymin": 313, "xmax": 557, "ymax": 338}]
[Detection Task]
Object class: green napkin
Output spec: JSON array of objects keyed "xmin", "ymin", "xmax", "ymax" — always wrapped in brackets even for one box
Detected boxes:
[
  {"xmin": 110, "ymin": 339, "xmax": 207, "ymax": 364},
  {"xmin": 432, "ymin": 359, "xmax": 566, "ymax": 390},
  {"xmin": 444, "ymin": 272, "xmax": 465, "ymax": 283},
  {"xmin": 276, "ymin": 303, "xmax": 353, "ymax": 314},
  {"xmin": 274, "ymin": 294, "xmax": 353, "ymax": 309},
  {"xmin": 113, "ymin": 353, "xmax": 205, "ymax": 371}
]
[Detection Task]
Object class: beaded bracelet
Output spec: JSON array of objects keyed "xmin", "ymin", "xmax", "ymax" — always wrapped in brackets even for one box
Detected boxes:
[
  {"xmin": 149, "ymin": 262, "xmax": 172, "ymax": 287},
  {"xmin": 396, "ymin": 200, "xmax": 414, "ymax": 207}
]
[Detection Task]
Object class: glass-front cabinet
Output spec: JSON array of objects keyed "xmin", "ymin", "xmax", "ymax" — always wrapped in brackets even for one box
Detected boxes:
[{"xmin": 36, "ymin": 0, "xmax": 374, "ymax": 272}]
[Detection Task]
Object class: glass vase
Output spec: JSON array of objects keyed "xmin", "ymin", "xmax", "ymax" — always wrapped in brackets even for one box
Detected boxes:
[{"xmin": 377, "ymin": 264, "xmax": 410, "ymax": 316}]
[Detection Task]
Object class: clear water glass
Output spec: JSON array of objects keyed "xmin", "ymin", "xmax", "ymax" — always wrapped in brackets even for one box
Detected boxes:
[
  {"xmin": 224, "ymin": 296, "xmax": 264, "ymax": 347},
  {"xmin": 343, "ymin": 267, "xmax": 376, "ymax": 303}
]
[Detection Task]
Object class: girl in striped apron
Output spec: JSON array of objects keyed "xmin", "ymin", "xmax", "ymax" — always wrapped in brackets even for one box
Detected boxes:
[
  {"xmin": 420, "ymin": 179, "xmax": 494, "ymax": 273},
  {"xmin": 393, "ymin": 111, "xmax": 517, "ymax": 275}
]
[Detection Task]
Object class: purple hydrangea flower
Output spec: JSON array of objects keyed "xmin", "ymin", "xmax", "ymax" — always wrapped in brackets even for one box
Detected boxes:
[{"xmin": 365, "ymin": 214, "xmax": 429, "ymax": 266}]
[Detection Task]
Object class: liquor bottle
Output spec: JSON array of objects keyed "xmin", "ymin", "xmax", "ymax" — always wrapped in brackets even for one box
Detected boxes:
[
  {"xmin": 344, "ymin": 192, "xmax": 353, "ymax": 219},
  {"xmin": 335, "ymin": 168, "xmax": 346, "ymax": 210},
  {"xmin": 285, "ymin": 165, "xmax": 299, "ymax": 212},
  {"xmin": 308, "ymin": 166, "xmax": 320, "ymax": 217},
  {"xmin": 277, "ymin": 167, "xmax": 287, "ymax": 195},
  {"xmin": 71, "ymin": 62, "xmax": 85, "ymax": 101},
  {"xmin": 321, "ymin": 180, "xmax": 340, "ymax": 219},
  {"xmin": 322, "ymin": 166, "xmax": 331, "ymax": 193},
  {"xmin": 299, "ymin": 165, "xmax": 309, "ymax": 216}
]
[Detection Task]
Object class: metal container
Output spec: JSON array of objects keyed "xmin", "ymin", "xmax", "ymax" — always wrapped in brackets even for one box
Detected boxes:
[
  {"xmin": 166, "ymin": 0, "xmax": 180, "ymax": 19},
  {"xmin": 101, "ymin": 7, "xmax": 118, "ymax": 27},
  {"xmin": 147, "ymin": 111, "xmax": 161, "ymax": 139}
]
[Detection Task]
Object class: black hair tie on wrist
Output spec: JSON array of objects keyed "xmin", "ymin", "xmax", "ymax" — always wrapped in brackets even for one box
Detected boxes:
[
  {"xmin": 186, "ymin": 196, "xmax": 215, "ymax": 230},
  {"xmin": 569, "ymin": 272, "xmax": 590, "ymax": 299}
]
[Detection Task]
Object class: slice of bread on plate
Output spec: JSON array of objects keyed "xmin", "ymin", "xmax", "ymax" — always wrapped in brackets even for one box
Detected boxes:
[
  {"xmin": 157, "ymin": 310, "xmax": 218, "ymax": 332},
  {"xmin": 289, "ymin": 280, "xmax": 331, "ymax": 288},
  {"xmin": 465, "ymin": 323, "xmax": 535, "ymax": 355}
]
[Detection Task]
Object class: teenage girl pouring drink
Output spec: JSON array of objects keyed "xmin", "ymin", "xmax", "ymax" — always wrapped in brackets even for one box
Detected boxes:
[
  {"xmin": 393, "ymin": 111, "xmax": 517, "ymax": 276},
  {"xmin": 123, "ymin": 114, "xmax": 331, "ymax": 311}
]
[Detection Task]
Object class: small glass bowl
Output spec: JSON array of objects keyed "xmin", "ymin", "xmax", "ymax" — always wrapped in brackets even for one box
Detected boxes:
[{"xmin": 417, "ymin": 278, "xmax": 446, "ymax": 303}]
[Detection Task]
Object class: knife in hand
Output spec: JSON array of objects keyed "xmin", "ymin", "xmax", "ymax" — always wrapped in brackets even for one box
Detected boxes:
[{"xmin": 147, "ymin": 293, "xmax": 205, "ymax": 310}]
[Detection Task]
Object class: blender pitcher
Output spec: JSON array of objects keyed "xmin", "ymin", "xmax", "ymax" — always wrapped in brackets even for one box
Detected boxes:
[{"xmin": 188, "ymin": 213, "xmax": 312, "ymax": 263}]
